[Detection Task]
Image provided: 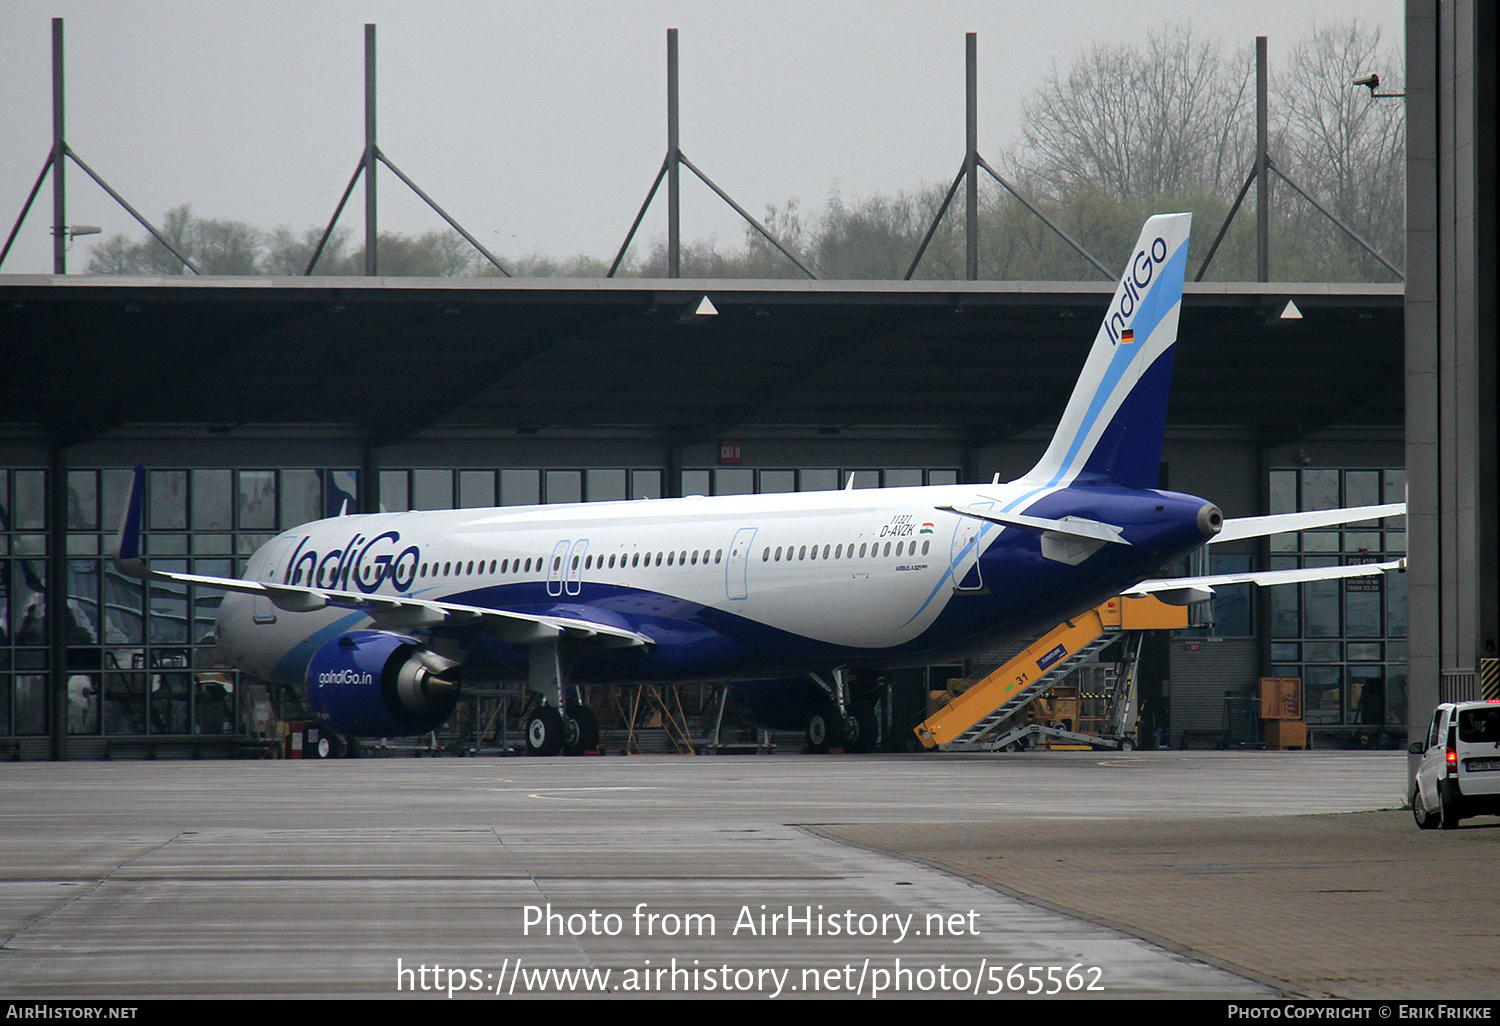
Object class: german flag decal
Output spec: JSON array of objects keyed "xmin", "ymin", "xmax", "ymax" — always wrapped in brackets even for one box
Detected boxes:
[{"xmin": 1120, "ymin": 328, "xmax": 1135, "ymax": 344}]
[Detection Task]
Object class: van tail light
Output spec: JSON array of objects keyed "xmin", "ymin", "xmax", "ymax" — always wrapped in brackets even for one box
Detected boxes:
[{"xmin": 1447, "ymin": 725, "xmax": 1459, "ymax": 774}]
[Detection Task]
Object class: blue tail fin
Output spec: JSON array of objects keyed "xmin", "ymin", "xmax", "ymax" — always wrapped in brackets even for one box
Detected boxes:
[{"xmin": 1022, "ymin": 213, "xmax": 1191, "ymax": 490}]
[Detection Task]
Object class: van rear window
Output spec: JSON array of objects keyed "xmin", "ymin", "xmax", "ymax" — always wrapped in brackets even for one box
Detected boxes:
[{"xmin": 1459, "ymin": 707, "xmax": 1500, "ymax": 744}]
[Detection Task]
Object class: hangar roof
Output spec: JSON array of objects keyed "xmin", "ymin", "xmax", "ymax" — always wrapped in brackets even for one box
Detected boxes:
[{"xmin": 0, "ymin": 275, "xmax": 1403, "ymax": 446}]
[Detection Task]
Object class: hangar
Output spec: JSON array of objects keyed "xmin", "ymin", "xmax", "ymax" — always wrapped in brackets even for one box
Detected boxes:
[{"xmin": 0, "ymin": 273, "xmax": 1407, "ymax": 757}]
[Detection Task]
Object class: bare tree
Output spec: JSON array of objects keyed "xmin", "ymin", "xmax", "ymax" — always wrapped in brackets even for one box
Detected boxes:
[
  {"xmin": 1012, "ymin": 26, "xmax": 1253, "ymax": 202},
  {"xmin": 1275, "ymin": 20, "xmax": 1405, "ymax": 275}
]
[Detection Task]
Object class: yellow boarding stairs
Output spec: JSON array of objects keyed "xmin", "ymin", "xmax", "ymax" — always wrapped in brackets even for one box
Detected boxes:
[{"xmin": 914, "ymin": 596, "xmax": 1185, "ymax": 752}]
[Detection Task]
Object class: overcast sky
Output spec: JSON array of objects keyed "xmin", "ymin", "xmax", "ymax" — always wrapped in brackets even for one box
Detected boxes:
[{"xmin": 0, "ymin": 1, "xmax": 1403, "ymax": 274}]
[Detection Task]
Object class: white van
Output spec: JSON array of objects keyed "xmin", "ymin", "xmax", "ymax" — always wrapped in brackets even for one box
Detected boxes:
[{"xmin": 1411, "ymin": 700, "xmax": 1500, "ymax": 829}]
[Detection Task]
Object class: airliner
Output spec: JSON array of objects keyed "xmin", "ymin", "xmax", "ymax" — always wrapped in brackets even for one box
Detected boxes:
[{"xmin": 112, "ymin": 214, "xmax": 1404, "ymax": 755}]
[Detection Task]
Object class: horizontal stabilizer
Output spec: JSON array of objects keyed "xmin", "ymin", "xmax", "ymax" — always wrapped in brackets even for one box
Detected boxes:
[
  {"xmin": 1213, "ymin": 503, "xmax": 1405, "ymax": 544},
  {"xmin": 937, "ymin": 504, "xmax": 1130, "ymax": 545},
  {"xmin": 1123, "ymin": 558, "xmax": 1405, "ymax": 602}
]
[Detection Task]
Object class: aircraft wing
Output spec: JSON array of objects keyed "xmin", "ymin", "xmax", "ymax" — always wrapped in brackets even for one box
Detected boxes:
[
  {"xmin": 124, "ymin": 566, "xmax": 654, "ymax": 648},
  {"xmin": 1121, "ymin": 557, "xmax": 1406, "ymax": 605},
  {"xmin": 1212, "ymin": 503, "xmax": 1404, "ymax": 544}
]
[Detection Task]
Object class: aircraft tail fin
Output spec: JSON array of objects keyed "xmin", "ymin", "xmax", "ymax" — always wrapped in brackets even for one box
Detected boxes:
[{"xmin": 1022, "ymin": 213, "xmax": 1191, "ymax": 491}]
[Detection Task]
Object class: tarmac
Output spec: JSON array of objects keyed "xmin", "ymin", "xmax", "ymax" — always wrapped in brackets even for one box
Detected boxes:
[{"xmin": 0, "ymin": 749, "xmax": 1492, "ymax": 1001}]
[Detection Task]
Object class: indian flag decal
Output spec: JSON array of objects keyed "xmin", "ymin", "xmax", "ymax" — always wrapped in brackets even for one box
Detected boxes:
[{"xmin": 920, "ymin": 522, "xmax": 934, "ymax": 534}]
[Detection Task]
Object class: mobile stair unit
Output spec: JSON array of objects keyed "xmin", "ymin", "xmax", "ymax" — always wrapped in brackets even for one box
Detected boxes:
[{"xmin": 913, "ymin": 596, "xmax": 1184, "ymax": 752}]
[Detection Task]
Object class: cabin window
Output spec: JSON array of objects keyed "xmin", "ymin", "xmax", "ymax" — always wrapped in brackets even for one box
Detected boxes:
[
  {"xmin": 679, "ymin": 550, "xmax": 687, "ymax": 565},
  {"xmin": 775, "ymin": 546, "xmax": 783, "ymax": 561},
  {"xmin": 835, "ymin": 544, "xmax": 843, "ymax": 559},
  {"xmin": 715, "ymin": 549, "xmax": 723, "ymax": 564},
  {"xmin": 858, "ymin": 543, "xmax": 867, "ymax": 557},
  {"xmin": 690, "ymin": 551, "xmax": 698, "ymax": 565},
  {"xmin": 572, "ymin": 555, "xmax": 580, "ymax": 570},
  {"xmin": 763, "ymin": 548, "xmax": 771, "ymax": 561},
  {"xmin": 883, "ymin": 542, "xmax": 891, "ymax": 557},
  {"xmin": 667, "ymin": 552, "xmax": 674, "ymax": 566},
  {"xmin": 922, "ymin": 540, "xmax": 930, "ymax": 555},
  {"xmin": 632, "ymin": 553, "xmax": 640, "ymax": 567}
]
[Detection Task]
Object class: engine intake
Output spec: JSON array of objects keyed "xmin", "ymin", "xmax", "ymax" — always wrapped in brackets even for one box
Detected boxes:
[{"xmin": 306, "ymin": 630, "xmax": 459, "ymax": 737}]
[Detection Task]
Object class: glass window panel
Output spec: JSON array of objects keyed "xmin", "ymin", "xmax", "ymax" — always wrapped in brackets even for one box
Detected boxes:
[
  {"xmin": 15, "ymin": 674, "xmax": 47, "ymax": 734},
  {"xmin": 194, "ymin": 559, "xmax": 234, "ymax": 645},
  {"xmin": 150, "ymin": 471, "xmax": 188, "ymax": 530},
  {"xmin": 147, "ymin": 534, "xmax": 187, "ymax": 556},
  {"xmin": 1386, "ymin": 570, "xmax": 1408, "ymax": 637},
  {"xmin": 148, "ymin": 560, "xmax": 190, "ymax": 644},
  {"xmin": 1270, "ymin": 643, "xmax": 1300, "ymax": 662},
  {"xmin": 1383, "ymin": 470, "xmax": 1407, "ymax": 528},
  {"xmin": 1348, "ymin": 666, "xmax": 1385, "ymax": 725},
  {"xmin": 412, "ymin": 470, "xmax": 453, "ymax": 510},
  {"xmin": 714, "ymin": 468, "xmax": 753, "ymax": 495},
  {"xmin": 150, "ymin": 672, "xmax": 191, "ymax": 734},
  {"xmin": 1209, "ymin": 555, "xmax": 1251, "ymax": 636},
  {"xmin": 194, "ymin": 534, "xmax": 233, "ymax": 555},
  {"xmin": 192, "ymin": 470, "xmax": 233, "ymax": 531},
  {"xmin": 103, "ymin": 566, "xmax": 144, "ymax": 645},
  {"xmin": 1304, "ymin": 578, "xmax": 1341, "ymax": 638},
  {"xmin": 67, "ymin": 470, "xmax": 98, "ymax": 530},
  {"xmin": 1269, "ymin": 470, "xmax": 1298, "ymax": 515},
  {"xmin": 1386, "ymin": 532, "xmax": 1406, "ymax": 552},
  {"xmin": 329, "ymin": 471, "xmax": 359, "ymax": 517},
  {"xmin": 14, "ymin": 535, "xmax": 43, "ymax": 555},
  {"xmin": 1301, "ymin": 469, "xmax": 1339, "ymax": 511},
  {"xmin": 459, "ymin": 470, "xmax": 496, "ymax": 508},
  {"xmin": 1305, "ymin": 666, "xmax": 1342, "ymax": 724},
  {"xmin": 1347, "ymin": 642, "xmax": 1382, "ymax": 661},
  {"xmin": 67, "ymin": 559, "xmax": 100, "ymax": 645},
  {"xmin": 1302, "ymin": 532, "xmax": 1340, "ymax": 552},
  {"xmin": 237, "ymin": 471, "xmax": 276, "ymax": 530},
  {"xmin": 1304, "ymin": 641, "xmax": 1342, "ymax": 662},
  {"xmin": 380, "ymin": 470, "xmax": 410, "ymax": 513},
  {"xmin": 586, "ymin": 469, "xmax": 627, "ymax": 502},
  {"xmin": 66, "ymin": 535, "xmax": 98, "ymax": 555},
  {"xmin": 1385, "ymin": 667, "xmax": 1408, "ymax": 727},
  {"xmin": 0, "ymin": 674, "xmax": 9, "ymax": 735},
  {"xmin": 758, "ymin": 470, "xmax": 795, "ymax": 494},
  {"xmin": 102, "ymin": 670, "xmax": 145, "ymax": 734},
  {"xmin": 1269, "ymin": 533, "xmax": 1298, "ymax": 552},
  {"xmin": 100, "ymin": 469, "xmax": 134, "ymax": 531},
  {"xmin": 680, "ymin": 471, "xmax": 710, "ymax": 497},
  {"xmin": 195, "ymin": 674, "xmax": 235, "ymax": 734},
  {"xmin": 630, "ymin": 470, "xmax": 661, "ymax": 500},
  {"xmin": 67, "ymin": 674, "xmax": 99, "ymax": 735},
  {"xmin": 280, "ymin": 470, "xmax": 321, "ymax": 528},
  {"xmin": 14, "ymin": 471, "xmax": 45, "ymax": 530},
  {"xmin": 928, "ymin": 469, "xmax": 959, "ymax": 486},
  {"xmin": 501, "ymin": 470, "xmax": 541, "ymax": 506},
  {"xmin": 843, "ymin": 470, "xmax": 879, "ymax": 489},
  {"xmin": 0, "ymin": 471, "xmax": 8, "ymax": 530},
  {"xmin": 12, "ymin": 559, "xmax": 46, "ymax": 644},
  {"xmin": 800, "ymin": 469, "xmax": 838, "ymax": 492},
  {"xmin": 1346, "ymin": 470, "xmax": 1380, "ymax": 512},
  {"xmin": 1345, "ymin": 531, "xmax": 1381, "ymax": 553},
  {"xmin": 0, "ymin": 559, "xmax": 8, "ymax": 644},
  {"xmin": 1269, "ymin": 559, "xmax": 1299, "ymax": 636},
  {"xmin": 546, "ymin": 471, "xmax": 582, "ymax": 504},
  {"xmin": 885, "ymin": 469, "xmax": 923, "ymax": 489},
  {"xmin": 1346, "ymin": 584, "xmax": 1382, "ymax": 637}
]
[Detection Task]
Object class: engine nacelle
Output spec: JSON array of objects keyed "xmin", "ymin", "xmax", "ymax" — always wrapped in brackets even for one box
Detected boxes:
[{"xmin": 305, "ymin": 630, "xmax": 459, "ymax": 737}]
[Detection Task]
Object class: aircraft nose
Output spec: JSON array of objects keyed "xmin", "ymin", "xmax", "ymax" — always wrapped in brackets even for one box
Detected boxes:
[{"xmin": 1198, "ymin": 503, "xmax": 1224, "ymax": 539}]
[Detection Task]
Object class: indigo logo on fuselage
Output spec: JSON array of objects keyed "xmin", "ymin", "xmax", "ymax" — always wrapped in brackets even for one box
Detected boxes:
[
  {"xmin": 1106, "ymin": 235, "xmax": 1169, "ymax": 345},
  {"xmin": 285, "ymin": 530, "xmax": 420, "ymax": 594}
]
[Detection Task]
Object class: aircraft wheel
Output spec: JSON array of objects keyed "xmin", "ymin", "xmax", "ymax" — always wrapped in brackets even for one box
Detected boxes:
[
  {"xmin": 526, "ymin": 707, "xmax": 565, "ymax": 757},
  {"xmin": 844, "ymin": 703, "xmax": 878, "ymax": 753},
  {"xmin": 1412, "ymin": 787, "xmax": 1439, "ymax": 830},
  {"xmin": 1118, "ymin": 736, "xmax": 1136, "ymax": 753},
  {"xmin": 806, "ymin": 704, "xmax": 844, "ymax": 753},
  {"xmin": 564, "ymin": 708, "xmax": 600, "ymax": 756}
]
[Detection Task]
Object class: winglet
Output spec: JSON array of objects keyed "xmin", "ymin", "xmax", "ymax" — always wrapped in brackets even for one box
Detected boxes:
[{"xmin": 111, "ymin": 465, "xmax": 147, "ymax": 579}]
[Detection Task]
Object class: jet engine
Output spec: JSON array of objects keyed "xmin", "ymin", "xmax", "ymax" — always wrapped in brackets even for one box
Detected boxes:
[{"xmin": 305, "ymin": 630, "xmax": 459, "ymax": 737}]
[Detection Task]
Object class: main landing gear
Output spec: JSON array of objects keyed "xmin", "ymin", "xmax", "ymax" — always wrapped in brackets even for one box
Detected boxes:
[
  {"xmin": 805, "ymin": 670, "xmax": 879, "ymax": 753},
  {"xmin": 523, "ymin": 639, "xmax": 600, "ymax": 757}
]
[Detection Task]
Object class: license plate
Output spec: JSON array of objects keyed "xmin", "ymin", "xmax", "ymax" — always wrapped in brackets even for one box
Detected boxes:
[{"xmin": 1464, "ymin": 758, "xmax": 1500, "ymax": 772}]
